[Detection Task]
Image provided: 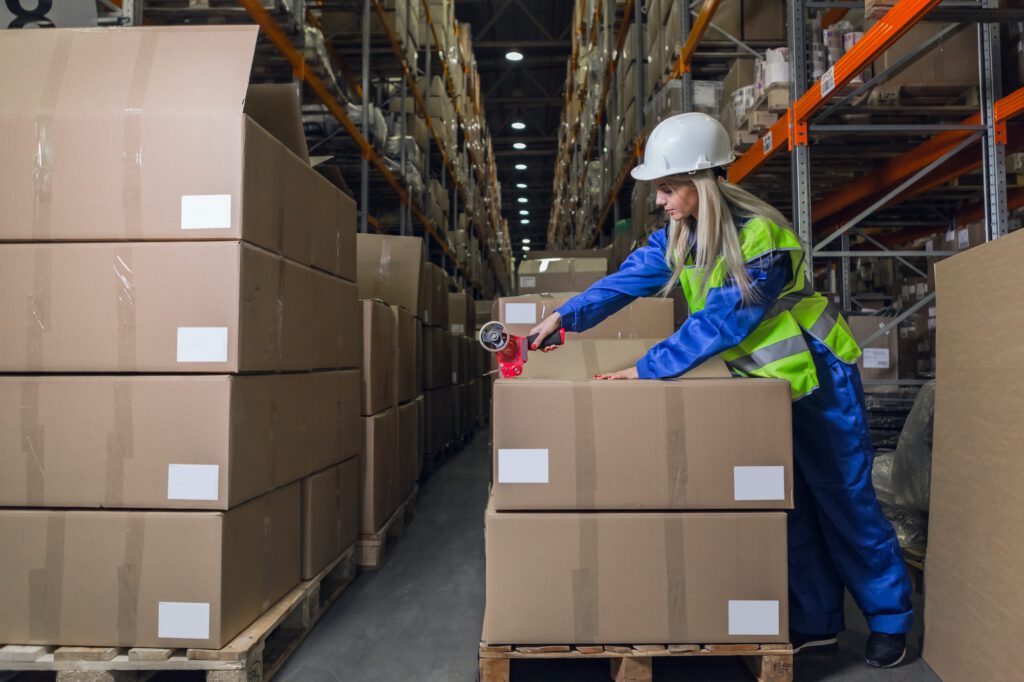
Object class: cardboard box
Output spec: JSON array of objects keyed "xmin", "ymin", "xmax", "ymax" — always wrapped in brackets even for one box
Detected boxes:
[
  {"xmin": 338, "ymin": 279, "xmax": 362, "ymax": 369},
  {"xmin": 847, "ymin": 316, "xmax": 900, "ymax": 388},
  {"xmin": 483, "ymin": 500, "xmax": 789, "ymax": 644},
  {"xmin": 517, "ymin": 258, "xmax": 607, "ymax": 294},
  {"xmin": 356, "ymin": 234, "xmax": 425, "ymax": 319},
  {"xmin": 361, "ymin": 299, "xmax": 397, "ymax": 416},
  {"xmin": 397, "ymin": 400, "xmax": 420, "ymax": 499},
  {"xmin": 870, "ymin": 21, "xmax": 978, "ymax": 88},
  {"xmin": 495, "ymin": 293, "xmax": 675, "ymax": 340},
  {"xmin": 448, "ymin": 290, "xmax": 473, "ymax": 336},
  {"xmin": 924, "ymin": 232, "xmax": 1024, "ymax": 681},
  {"xmin": 422, "ymin": 263, "xmax": 450, "ymax": 328},
  {"xmin": 0, "ymin": 241, "xmax": 358, "ymax": 373},
  {"xmin": 0, "ymin": 372, "xmax": 362, "ymax": 509},
  {"xmin": 0, "ymin": 483, "xmax": 301, "ymax": 648},
  {"xmin": 422, "ymin": 326, "xmax": 453, "ymax": 389},
  {"xmin": 474, "ymin": 299, "xmax": 495, "ymax": 329},
  {"xmin": 492, "ymin": 378, "xmax": 792, "ymax": 510},
  {"xmin": 517, "ymin": 339, "xmax": 730, "ymax": 380},
  {"xmin": 362, "ymin": 408, "xmax": 399, "ymax": 533},
  {"xmin": 302, "ymin": 457, "xmax": 360, "ymax": 579},
  {"xmin": 391, "ymin": 305, "xmax": 420, "ymax": 404},
  {"xmin": 0, "ymin": 27, "xmax": 356, "ymax": 270}
]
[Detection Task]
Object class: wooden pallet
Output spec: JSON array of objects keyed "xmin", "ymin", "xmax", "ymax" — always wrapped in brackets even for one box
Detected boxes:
[
  {"xmin": 0, "ymin": 544, "xmax": 358, "ymax": 682},
  {"xmin": 479, "ymin": 642, "xmax": 794, "ymax": 682},
  {"xmin": 866, "ymin": 83, "xmax": 978, "ymax": 108},
  {"xmin": 903, "ymin": 546, "xmax": 926, "ymax": 593},
  {"xmin": 355, "ymin": 486, "xmax": 419, "ymax": 570}
]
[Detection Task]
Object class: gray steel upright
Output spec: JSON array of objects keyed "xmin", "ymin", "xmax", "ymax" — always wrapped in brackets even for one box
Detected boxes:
[
  {"xmin": 788, "ymin": 0, "xmax": 813, "ymax": 281},
  {"xmin": 360, "ymin": 0, "xmax": 371, "ymax": 233},
  {"xmin": 978, "ymin": 1, "xmax": 1008, "ymax": 241},
  {"xmin": 634, "ymin": 0, "xmax": 645, "ymax": 135},
  {"xmin": 681, "ymin": 0, "xmax": 693, "ymax": 112}
]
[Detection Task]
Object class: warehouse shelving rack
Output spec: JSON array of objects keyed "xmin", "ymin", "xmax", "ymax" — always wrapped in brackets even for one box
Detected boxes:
[{"xmin": 127, "ymin": 0, "xmax": 511, "ymax": 297}]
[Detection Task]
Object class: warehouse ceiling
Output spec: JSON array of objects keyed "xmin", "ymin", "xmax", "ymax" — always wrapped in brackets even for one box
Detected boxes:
[{"xmin": 453, "ymin": 0, "xmax": 573, "ymax": 252}]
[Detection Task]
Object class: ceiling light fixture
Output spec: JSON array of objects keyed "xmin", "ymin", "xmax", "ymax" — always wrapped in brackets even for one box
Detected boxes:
[
  {"xmin": 522, "ymin": 245, "xmax": 530, "ymax": 251},
  {"xmin": 511, "ymin": 121, "xmax": 526, "ymax": 130},
  {"xmin": 521, "ymin": 219, "xmax": 530, "ymax": 225},
  {"xmin": 516, "ymin": 182, "xmax": 527, "ymax": 189},
  {"xmin": 513, "ymin": 142, "xmax": 527, "ymax": 150},
  {"xmin": 522, "ymin": 238, "xmax": 531, "ymax": 244},
  {"xmin": 515, "ymin": 163, "xmax": 527, "ymax": 170},
  {"xmin": 517, "ymin": 197, "xmax": 528, "ymax": 204},
  {"xmin": 519, "ymin": 209, "xmax": 528, "ymax": 215},
  {"xmin": 505, "ymin": 50, "xmax": 524, "ymax": 62}
]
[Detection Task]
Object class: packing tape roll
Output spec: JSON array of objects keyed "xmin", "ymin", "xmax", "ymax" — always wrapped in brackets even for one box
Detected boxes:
[
  {"xmin": 105, "ymin": 380, "xmax": 135, "ymax": 508},
  {"xmin": 21, "ymin": 381, "xmax": 45, "ymax": 506},
  {"xmin": 123, "ymin": 31, "xmax": 159, "ymax": 238},
  {"xmin": 32, "ymin": 31, "xmax": 72, "ymax": 240},
  {"xmin": 664, "ymin": 516, "xmax": 688, "ymax": 640},
  {"xmin": 572, "ymin": 515, "xmax": 599, "ymax": 643},
  {"xmin": 29, "ymin": 514, "xmax": 66, "ymax": 641},
  {"xmin": 117, "ymin": 513, "xmax": 146, "ymax": 645},
  {"xmin": 663, "ymin": 384, "xmax": 689, "ymax": 506}
]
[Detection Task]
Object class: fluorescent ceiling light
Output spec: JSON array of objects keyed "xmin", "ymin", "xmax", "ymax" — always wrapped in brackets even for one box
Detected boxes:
[
  {"xmin": 522, "ymin": 245, "xmax": 530, "ymax": 251},
  {"xmin": 520, "ymin": 219, "xmax": 530, "ymax": 225},
  {"xmin": 513, "ymin": 142, "xmax": 527, "ymax": 150},
  {"xmin": 505, "ymin": 50, "xmax": 524, "ymax": 62},
  {"xmin": 519, "ymin": 209, "xmax": 529, "ymax": 215},
  {"xmin": 522, "ymin": 238, "xmax": 531, "ymax": 244},
  {"xmin": 516, "ymin": 183, "xmax": 527, "ymax": 189},
  {"xmin": 511, "ymin": 121, "xmax": 526, "ymax": 130},
  {"xmin": 517, "ymin": 197, "xmax": 528, "ymax": 203},
  {"xmin": 515, "ymin": 163, "xmax": 527, "ymax": 170}
]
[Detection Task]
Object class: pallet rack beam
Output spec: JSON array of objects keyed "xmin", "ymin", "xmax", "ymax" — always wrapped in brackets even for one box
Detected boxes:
[{"xmin": 670, "ymin": 0, "xmax": 722, "ymax": 78}]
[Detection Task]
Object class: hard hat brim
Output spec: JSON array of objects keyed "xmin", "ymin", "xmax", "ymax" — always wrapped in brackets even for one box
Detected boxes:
[{"xmin": 630, "ymin": 163, "xmax": 669, "ymax": 181}]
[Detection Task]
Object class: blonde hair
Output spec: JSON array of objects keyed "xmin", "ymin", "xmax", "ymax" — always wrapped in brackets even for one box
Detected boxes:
[{"xmin": 658, "ymin": 170, "xmax": 790, "ymax": 302}]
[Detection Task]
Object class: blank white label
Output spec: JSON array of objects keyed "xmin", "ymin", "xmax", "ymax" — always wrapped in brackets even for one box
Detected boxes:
[
  {"xmin": 180, "ymin": 194, "xmax": 231, "ymax": 230},
  {"xmin": 451, "ymin": 323, "xmax": 465, "ymax": 334},
  {"xmin": 733, "ymin": 466, "xmax": 785, "ymax": 501},
  {"xmin": 497, "ymin": 449, "xmax": 549, "ymax": 484},
  {"xmin": 728, "ymin": 600, "xmax": 780, "ymax": 635},
  {"xmin": 863, "ymin": 348, "xmax": 890, "ymax": 369},
  {"xmin": 957, "ymin": 228, "xmax": 969, "ymax": 249},
  {"xmin": 504, "ymin": 302, "xmax": 538, "ymax": 324},
  {"xmin": 519, "ymin": 276, "xmax": 536, "ymax": 289},
  {"xmin": 158, "ymin": 602, "xmax": 210, "ymax": 639},
  {"xmin": 167, "ymin": 464, "xmax": 220, "ymax": 501},
  {"xmin": 176, "ymin": 327, "xmax": 228, "ymax": 363}
]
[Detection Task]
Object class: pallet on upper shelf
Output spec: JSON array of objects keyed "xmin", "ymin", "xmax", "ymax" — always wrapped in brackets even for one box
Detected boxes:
[
  {"xmin": 0, "ymin": 545, "xmax": 358, "ymax": 682},
  {"xmin": 866, "ymin": 83, "xmax": 979, "ymax": 108},
  {"xmin": 479, "ymin": 641, "xmax": 794, "ymax": 682}
]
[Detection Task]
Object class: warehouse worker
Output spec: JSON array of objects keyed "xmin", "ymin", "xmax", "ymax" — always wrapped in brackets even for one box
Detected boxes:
[{"xmin": 529, "ymin": 113, "xmax": 913, "ymax": 669}]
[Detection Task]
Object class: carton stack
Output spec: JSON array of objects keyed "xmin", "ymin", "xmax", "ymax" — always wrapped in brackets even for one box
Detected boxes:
[
  {"xmin": 0, "ymin": 27, "xmax": 363, "ymax": 649},
  {"xmin": 517, "ymin": 257, "xmax": 609, "ymax": 295},
  {"xmin": 482, "ymin": 299, "xmax": 794, "ymax": 646}
]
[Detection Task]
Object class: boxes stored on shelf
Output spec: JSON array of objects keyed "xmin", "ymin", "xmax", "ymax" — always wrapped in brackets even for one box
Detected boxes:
[
  {"xmin": 483, "ymin": 502, "xmax": 789, "ymax": 644},
  {"xmin": 0, "ymin": 27, "xmax": 354, "ymax": 275},
  {"xmin": 302, "ymin": 457, "xmax": 360, "ymax": 579},
  {"xmin": 422, "ymin": 263, "xmax": 450, "ymax": 328},
  {"xmin": 925, "ymin": 230, "xmax": 1024, "ymax": 681},
  {"xmin": 847, "ymin": 316, "xmax": 900, "ymax": 389},
  {"xmin": 356, "ymin": 234, "xmax": 426, "ymax": 320},
  {"xmin": 517, "ymin": 257, "xmax": 607, "ymax": 294},
  {"xmin": 494, "ymin": 294, "xmax": 675, "ymax": 340},
  {"xmin": 492, "ymin": 378, "xmax": 792, "ymax": 510},
  {"xmin": 0, "ymin": 371, "xmax": 360, "ymax": 510},
  {"xmin": 392, "ymin": 304, "xmax": 421, "ymax": 404},
  {"xmin": 0, "ymin": 483, "xmax": 301, "ymax": 649},
  {"xmin": 362, "ymin": 299, "xmax": 397, "ymax": 416},
  {"xmin": 448, "ymin": 290, "xmax": 474, "ymax": 335},
  {"xmin": 0, "ymin": 241, "xmax": 357, "ymax": 373},
  {"xmin": 397, "ymin": 399, "xmax": 421, "ymax": 499},
  {"xmin": 868, "ymin": 21, "xmax": 978, "ymax": 90},
  {"xmin": 422, "ymin": 326, "xmax": 453, "ymax": 389},
  {"xmin": 362, "ymin": 408, "xmax": 399, "ymax": 534}
]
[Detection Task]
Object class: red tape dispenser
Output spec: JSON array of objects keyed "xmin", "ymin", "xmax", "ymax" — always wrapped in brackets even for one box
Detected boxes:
[{"xmin": 478, "ymin": 320, "xmax": 565, "ymax": 378}]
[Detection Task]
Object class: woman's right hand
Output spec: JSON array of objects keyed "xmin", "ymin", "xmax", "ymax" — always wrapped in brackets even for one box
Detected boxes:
[{"xmin": 528, "ymin": 312, "xmax": 563, "ymax": 352}]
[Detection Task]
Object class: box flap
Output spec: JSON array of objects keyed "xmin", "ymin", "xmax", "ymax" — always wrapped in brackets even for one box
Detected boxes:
[
  {"xmin": 244, "ymin": 83, "xmax": 309, "ymax": 163},
  {"xmin": 0, "ymin": 26, "xmax": 257, "ymax": 117}
]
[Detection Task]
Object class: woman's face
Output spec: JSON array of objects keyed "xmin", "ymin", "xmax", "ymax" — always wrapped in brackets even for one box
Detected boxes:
[{"xmin": 654, "ymin": 179, "xmax": 699, "ymax": 222}]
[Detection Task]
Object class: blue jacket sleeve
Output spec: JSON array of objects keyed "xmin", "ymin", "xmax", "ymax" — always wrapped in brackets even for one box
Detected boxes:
[
  {"xmin": 635, "ymin": 251, "xmax": 793, "ymax": 379},
  {"xmin": 555, "ymin": 227, "xmax": 674, "ymax": 333}
]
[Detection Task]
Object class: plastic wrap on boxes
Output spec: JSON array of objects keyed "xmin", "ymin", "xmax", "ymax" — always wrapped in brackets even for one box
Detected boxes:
[
  {"xmin": 880, "ymin": 502, "xmax": 928, "ymax": 550},
  {"xmin": 891, "ymin": 381, "xmax": 935, "ymax": 513}
]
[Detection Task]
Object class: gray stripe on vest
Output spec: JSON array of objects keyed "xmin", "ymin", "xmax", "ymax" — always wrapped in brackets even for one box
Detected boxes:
[
  {"xmin": 807, "ymin": 302, "xmax": 842, "ymax": 342},
  {"xmin": 726, "ymin": 334, "xmax": 810, "ymax": 373}
]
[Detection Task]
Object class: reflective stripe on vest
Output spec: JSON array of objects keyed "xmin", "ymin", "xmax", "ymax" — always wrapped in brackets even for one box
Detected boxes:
[{"xmin": 677, "ymin": 217, "xmax": 861, "ymax": 400}]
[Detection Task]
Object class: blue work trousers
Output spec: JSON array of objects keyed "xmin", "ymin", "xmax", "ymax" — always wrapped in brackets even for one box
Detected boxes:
[{"xmin": 787, "ymin": 336, "xmax": 914, "ymax": 635}]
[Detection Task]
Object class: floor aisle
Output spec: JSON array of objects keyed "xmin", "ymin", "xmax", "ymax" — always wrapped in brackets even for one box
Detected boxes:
[{"xmin": 277, "ymin": 429, "xmax": 939, "ymax": 682}]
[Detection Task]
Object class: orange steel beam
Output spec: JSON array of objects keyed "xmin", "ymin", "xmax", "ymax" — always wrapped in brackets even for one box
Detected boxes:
[
  {"xmin": 671, "ymin": 0, "xmax": 722, "ymax": 78},
  {"xmin": 238, "ymin": 0, "xmax": 481, "ymax": 292},
  {"xmin": 730, "ymin": 0, "xmax": 941, "ymax": 184}
]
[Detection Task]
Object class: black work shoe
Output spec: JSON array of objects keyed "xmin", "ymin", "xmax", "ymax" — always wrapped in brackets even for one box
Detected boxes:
[
  {"xmin": 790, "ymin": 631, "xmax": 839, "ymax": 653},
  {"xmin": 865, "ymin": 632, "xmax": 907, "ymax": 668}
]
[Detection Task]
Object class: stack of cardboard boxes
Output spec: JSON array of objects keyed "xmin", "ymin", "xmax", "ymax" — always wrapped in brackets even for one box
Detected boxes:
[
  {"xmin": 0, "ymin": 27, "xmax": 362, "ymax": 649},
  {"xmin": 517, "ymin": 257, "xmax": 609, "ymax": 295},
  {"xmin": 483, "ymin": 296, "xmax": 795, "ymax": 645}
]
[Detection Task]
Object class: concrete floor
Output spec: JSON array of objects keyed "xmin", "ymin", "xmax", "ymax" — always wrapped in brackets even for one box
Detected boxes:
[{"xmin": 277, "ymin": 429, "xmax": 940, "ymax": 682}]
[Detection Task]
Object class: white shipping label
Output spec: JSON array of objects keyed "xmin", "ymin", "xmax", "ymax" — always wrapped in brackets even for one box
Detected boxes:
[
  {"xmin": 497, "ymin": 448, "xmax": 549, "ymax": 484},
  {"xmin": 916, "ymin": 282, "xmax": 927, "ymax": 296},
  {"xmin": 728, "ymin": 600, "xmax": 780, "ymax": 636},
  {"xmin": 504, "ymin": 302, "xmax": 538, "ymax": 324},
  {"xmin": 762, "ymin": 132, "xmax": 773, "ymax": 154},
  {"xmin": 181, "ymin": 194, "xmax": 231, "ymax": 230},
  {"xmin": 451, "ymin": 323, "xmax": 465, "ymax": 334},
  {"xmin": 167, "ymin": 464, "xmax": 220, "ymax": 501},
  {"xmin": 519, "ymin": 276, "xmax": 537, "ymax": 289},
  {"xmin": 176, "ymin": 327, "xmax": 229, "ymax": 363},
  {"xmin": 821, "ymin": 66, "xmax": 836, "ymax": 97},
  {"xmin": 158, "ymin": 602, "xmax": 211, "ymax": 640},
  {"xmin": 957, "ymin": 228, "xmax": 970, "ymax": 249},
  {"xmin": 862, "ymin": 348, "xmax": 890, "ymax": 370},
  {"xmin": 733, "ymin": 466, "xmax": 786, "ymax": 501}
]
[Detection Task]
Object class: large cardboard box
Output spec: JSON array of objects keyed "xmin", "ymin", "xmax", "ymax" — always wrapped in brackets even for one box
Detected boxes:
[
  {"xmin": 0, "ymin": 372, "xmax": 361, "ymax": 510},
  {"xmin": 338, "ymin": 279, "xmax": 362, "ymax": 369},
  {"xmin": 483, "ymin": 501, "xmax": 789, "ymax": 644},
  {"xmin": 361, "ymin": 408, "xmax": 399, "ymax": 534},
  {"xmin": 517, "ymin": 258, "xmax": 607, "ymax": 294},
  {"xmin": 0, "ymin": 241, "xmax": 356, "ymax": 373},
  {"xmin": 924, "ymin": 232, "xmax": 1024, "ymax": 680},
  {"xmin": 492, "ymin": 378, "xmax": 792, "ymax": 510},
  {"xmin": 422, "ymin": 263, "xmax": 450, "ymax": 328},
  {"xmin": 847, "ymin": 315, "xmax": 899, "ymax": 388},
  {"xmin": 0, "ymin": 483, "xmax": 301, "ymax": 649},
  {"xmin": 870, "ymin": 21, "xmax": 978, "ymax": 88},
  {"xmin": 361, "ymin": 299, "xmax": 397, "ymax": 416},
  {"xmin": 421, "ymin": 326, "xmax": 453, "ymax": 390},
  {"xmin": 397, "ymin": 400, "xmax": 420, "ymax": 499},
  {"xmin": 495, "ymin": 293, "xmax": 675, "ymax": 340},
  {"xmin": 0, "ymin": 27, "xmax": 355, "ymax": 272},
  {"xmin": 301, "ymin": 457, "xmax": 360, "ymax": 579},
  {"xmin": 448, "ymin": 290, "xmax": 474, "ymax": 336},
  {"xmin": 356, "ymin": 234, "xmax": 425, "ymax": 319},
  {"xmin": 391, "ymin": 304, "xmax": 420, "ymax": 404}
]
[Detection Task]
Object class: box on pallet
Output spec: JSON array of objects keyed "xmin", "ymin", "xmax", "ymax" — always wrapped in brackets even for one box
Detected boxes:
[
  {"xmin": 356, "ymin": 234, "xmax": 427, "ymax": 321},
  {"xmin": 362, "ymin": 299, "xmax": 397, "ymax": 416},
  {"xmin": 397, "ymin": 400, "xmax": 421, "ymax": 500},
  {"xmin": 0, "ymin": 483, "xmax": 302, "ymax": 649},
  {"xmin": 449, "ymin": 290, "xmax": 474, "ymax": 335},
  {"xmin": 302, "ymin": 456, "xmax": 360, "ymax": 579},
  {"xmin": 847, "ymin": 316, "xmax": 900, "ymax": 388},
  {"xmin": 868, "ymin": 21, "xmax": 978, "ymax": 95},
  {"xmin": 362, "ymin": 408, "xmax": 400, "ymax": 534},
  {"xmin": 0, "ymin": 371, "xmax": 361, "ymax": 510},
  {"xmin": 392, "ymin": 304, "xmax": 421, "ymax": 404},
  {"xmin": 0, "ymin": 27, "xmax": 355, "ymax": 280},
  {"xmin": 0, "ymin": 241, "xmax": 359, "ymax": 373}
]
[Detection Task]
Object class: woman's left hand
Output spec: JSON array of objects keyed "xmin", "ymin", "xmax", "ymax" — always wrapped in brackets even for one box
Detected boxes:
[{"xmin": 594, "ymin": 366, "xmax": 639, "ymax": 380}]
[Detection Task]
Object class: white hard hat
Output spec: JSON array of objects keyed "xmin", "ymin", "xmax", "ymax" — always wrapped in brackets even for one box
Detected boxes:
[{"xmin": 631, "ymin": 112, "xmax": 735, "ymax": 181}]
